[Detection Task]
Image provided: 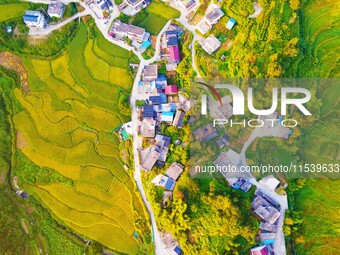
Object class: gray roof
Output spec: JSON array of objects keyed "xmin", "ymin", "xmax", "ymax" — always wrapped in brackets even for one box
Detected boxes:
[
  {"xmin": 205, "ymin": 7, "xmax": 224, "ymax": 24},
  {"xmin": 140, "ymin": 118, "xmax": 156, "ymax": 137},
  {"xmin": 142, "ymin": 65, "xmax": 158, "ymax": 80},
  {"xmin": 193, "ymin": 123, "xmax": 218, "ymax": 141},
  {"xmin": 172, "ymin": 110, "xmax": 185, "ymax": 128},
  {"xmin": 252, "ymin": 196, "xmax": 281, "ymax": 224},
  {"xmin": 201, "ymin": 35, "xmax": 221, "ymax": 54},
  {"xmin": 140, "ymin": 145, "xmax": 160, "ymax": 171},
  {"xmin": 111, "ymin": 19, "xmax": 145, "ymax": 37},
  {"xmin": 47, "ymin": 2, "xmax": 64, "ymax": 16},
  {"xmin": 165, "ymin": 162, "xmax": 184, "ymax": 181}
]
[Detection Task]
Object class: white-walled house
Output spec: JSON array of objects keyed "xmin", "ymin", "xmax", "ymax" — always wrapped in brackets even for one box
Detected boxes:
[{"xmin": 23, "ymin": 10, "xmax": 46, "ymax": 28}]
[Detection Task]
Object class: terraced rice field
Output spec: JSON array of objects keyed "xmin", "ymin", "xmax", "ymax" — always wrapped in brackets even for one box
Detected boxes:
[
  {"xmin": 11, "ymin": 22, "xmax": 150, "ymax": 254},
  {"xmin": 301, "ymin": 0, "xmax": 340, "ymax": 77}
]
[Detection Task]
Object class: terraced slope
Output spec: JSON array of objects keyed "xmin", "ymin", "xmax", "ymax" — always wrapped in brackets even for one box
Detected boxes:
[
  {"xmin": 299, "ymin": 0, "xmax": 340, "ymax": 77},
  {"xmin": 10, "ymin": 23, "xmax": 150, "ymax": 254}
]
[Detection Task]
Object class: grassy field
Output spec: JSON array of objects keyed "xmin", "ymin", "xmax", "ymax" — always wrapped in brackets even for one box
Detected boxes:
[
  {"xmin": 139, "ymin": 1, "xmax": 180, "ymax": 34},
  {"xmin": 0, "ymin": 3, "xmax": 30, "ymax": 22},
  {"xmin": 294, "ymin": 179, "xmax": 340, "ymax": 254},
  {"xmin": 4, "ymin": 21, "xmax": 152, "ymax": 254}
]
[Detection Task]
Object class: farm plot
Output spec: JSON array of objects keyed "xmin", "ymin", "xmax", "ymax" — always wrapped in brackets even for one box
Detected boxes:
[
  {"xmin": 302, "ymin": 0, "xmax": 340, "ymax": 77},
  {"xmin": 84, "ymin": 40, "xmax": 133, "ymax": 90},
  {"xmin": 0, "ymin": 3, "xmax": 30, "ymax": 22},
  {"xmin": 139, "ymin": 1, "xmax": 180, "ymax": 35},
  {"xmin": 31, "ymin": 183, "xmax": 140, "ymax": 254},
  {"xmin": 9, "ymin": 20, "xmax": 150, "ymax": 254},
  {"xmin": 10, "ymin": 21, "xmax": 150, "ymax": 254}
]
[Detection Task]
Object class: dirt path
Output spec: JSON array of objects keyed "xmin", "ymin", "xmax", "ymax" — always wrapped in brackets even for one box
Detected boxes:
[{"xmin": 0, "ymin": 51, "xmax": 29, "ymax": 92}]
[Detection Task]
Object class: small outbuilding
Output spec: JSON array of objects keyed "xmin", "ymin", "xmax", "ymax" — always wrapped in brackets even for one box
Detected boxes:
[{"xmin": 226, "ymin": 18, "xmax": 236, "ymax": 30}]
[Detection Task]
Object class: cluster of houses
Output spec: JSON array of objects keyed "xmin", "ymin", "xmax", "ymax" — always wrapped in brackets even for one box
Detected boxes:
[
  {"xmin": 161, "ymin": 24, "xmax": 183, "ymax": 70},
  {"xmin": 137, "ymin": 64, "xmax": 191, "ymax": 172},
  {"xmin": 109, "ymin": 19, "xmax": 151, "ymax": 53},
  {"xmin": 250, "ymin": 190, "xmax": 282, "ymax": 255},
  {"xmin": 196, "ymin": 4, "xmax": 236, "ymax": 55},
  {"xmin": 152, "ymin": 162, "xmax": 184, "ymax": 191},
  {"xmin": 23, "ymin": 1, "xmax": 66, "ymax": 29}
]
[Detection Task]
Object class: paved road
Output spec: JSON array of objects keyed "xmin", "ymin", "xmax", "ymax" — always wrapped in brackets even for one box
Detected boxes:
[
  {"xmin": 29, "ymin": 10, "xmax": 90, "ymax": 36},
  {"xmin": 239, "ymin": 125, "xmax": 288, "ymax": 255}
]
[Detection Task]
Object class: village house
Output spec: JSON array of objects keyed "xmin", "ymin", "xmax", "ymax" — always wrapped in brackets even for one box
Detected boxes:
[
  {"xmin": 139, "ymin": 145, "xmax": 160, "ymax": 171},
  {"xmin": 260, "ymin": 222, "xmax": 278, "ymax": 233},
  {"xmin": 253, "ymin": 196, "xmax": 281, "ymax": 225},
  {"xmin": 142, "ymin": 65, "xmax": 158, "ymax": 81},
  {"xmin": 125, "ymin": 0, "xmax": 145, "ymax": 9},
  {"xmin": 139, "ymin": 135, "xmax": 171, "ymax": 171},
  {"xmin": 178, "ymin": 93, "xmax": 193, "ymax": 112},
  {"xmin": 156, "ymin": 103, "xmax": 178, "ymax": 113},
  {"xmin": 149, "ymin": 94, "xmax": 167, "ymax": 105},
  {"xmin": 172, "ymin": 110, "xmax": 185, "ymax": 128},
  {"xmin": 142, "ymin": 105, "xmax": 156, "ymax": 119},
  {"xmin": 151, "ymin": 162, "xmax": 183, "ymax": 192},
  {"xmin": 259, "ymin": 175, "xmax": 281, "ymax": 191},
  {"xmin": 193, "ymin": 123, "xmax": 218, "ymax": 141},
  {"xmin": 120, "ymin": 0, "xmax": 149, "ymax": 16},
  {"xmin": 23, "ymin": 10, "xmax": 46, "ymax": 28},
  {"xmin": 169, "ymin": 45, "xmax": 181, "ymax": 64},
  {"xmin": 208, "ymin": 95, "xmax": 233, "ymax": 119},
  {"xmin": 109, "ymin": 19, "xmax": 150, "ymax": 43},
  {"xmin": 164, "ymin": 85, "xmax": 178, "ymax": 95},
  {"xmin": 161, "ymin": 111, "xmax": 175, "ymax": 123},
  {"xmin": 197, "ymin": 6, "xmax": 224, "ymax": 34},
  {"xmin": 47, "ymin": 1, "xmax": 65, "ymax": 19},
  {"xmin": 165, "ymin": 162, "xmax": 184, "ymax": 181},
  {"xmin": 260, "ymin": 232, "xmax": 276, "ymax": 245},
  {"xmin": 213, "ymin": 150, "xmax": 253, "ymax": 192},
  {"xmin": 154, "ymin": 134, "xmax": 171, "ymax": 162},
  {"xmin": 162, "ymin": 24, "xmax": 182, "ymax": 65},
  {"xmin": 161, "ymin": 232, "xmax": 183, "ymax": 255},
  {"xmin": 152, "ymin": 174, "xmax": 176, "ymax": 190},
  {"xmin": 139, "ymin": 118, "xmax": 156, "ymax": 137},
  {"xmin": 176, "ymin": 0, "xmax": 196, "ymax": 10},
  {"xmin": 200, "ymin": 35, "xmax": 221, "ymax": 54},
  {"xmin": 96, "ymin": 0, "xmax": 114, "ymax": 11},
  {"xmin": 216, "ymin": 134, "xmax": 230, "ymax": 148},
  {"xmin": 250, "ymin": 245, "xmax": 269, "ymax": 255}
]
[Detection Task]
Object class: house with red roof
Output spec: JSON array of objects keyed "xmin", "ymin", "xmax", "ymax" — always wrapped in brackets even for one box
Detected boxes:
[
  {"xmin": 169, "ymin": 45, "xmax": 180, "ymax": 64},
  {"xmin": 164, "ymin": 85, "xmax": 178, "ymax": 95}
]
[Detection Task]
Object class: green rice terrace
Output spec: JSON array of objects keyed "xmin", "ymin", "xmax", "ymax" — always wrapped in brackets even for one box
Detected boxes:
[{"xmin": 0, "ymin": 21, "xmax": 152, "ymax": 254}]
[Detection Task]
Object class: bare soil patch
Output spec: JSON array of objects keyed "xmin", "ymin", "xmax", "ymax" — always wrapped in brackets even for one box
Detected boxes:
[{"xmin": 0, "ymin": 51, "xmax": 29, "ymax": 92}]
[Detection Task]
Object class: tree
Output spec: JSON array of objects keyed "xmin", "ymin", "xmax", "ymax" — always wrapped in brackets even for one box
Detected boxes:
[{"xmin": 290, "ymin": 0, "xmax": 300, "ymax": 11}]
